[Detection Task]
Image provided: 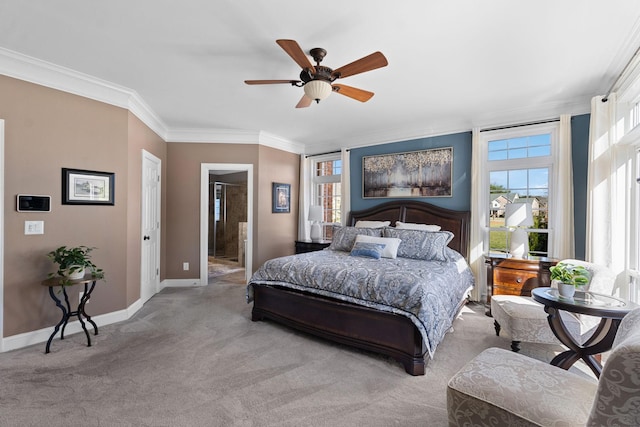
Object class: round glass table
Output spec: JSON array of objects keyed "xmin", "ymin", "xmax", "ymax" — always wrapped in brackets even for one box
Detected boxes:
[{"xmin": 532, "ymin": 287, "xmax": 638, "ymax": 377}]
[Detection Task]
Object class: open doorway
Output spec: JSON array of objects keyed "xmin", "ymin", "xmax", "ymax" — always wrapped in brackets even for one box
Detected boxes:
[
  {"xmin": 209, "ymin": 177, "xmax": 246, "ymax": 280},
  {"xmin": 200, "ymin": 164, "xmax": 253, "ymax": 285}
]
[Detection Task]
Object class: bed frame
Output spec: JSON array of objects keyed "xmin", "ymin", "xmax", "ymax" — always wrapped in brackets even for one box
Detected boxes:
[{"xmin": 250, "ymin": 200, "xmax": 471, "ymax": 375}]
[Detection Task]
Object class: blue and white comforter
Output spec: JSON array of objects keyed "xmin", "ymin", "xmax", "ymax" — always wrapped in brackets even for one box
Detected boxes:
[{"xmin": 247, "ymin": 248, "xmax": 475, "ymax": 358}]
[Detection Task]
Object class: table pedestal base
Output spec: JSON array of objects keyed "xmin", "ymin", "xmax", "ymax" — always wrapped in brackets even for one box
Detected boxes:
[
  {"xmin": 545, "ymin": 306, "xmax": 620, "ymax": 378},
  {"xmin": 45, "ymin": 281, "xmax": 98, "ymax": 353}
]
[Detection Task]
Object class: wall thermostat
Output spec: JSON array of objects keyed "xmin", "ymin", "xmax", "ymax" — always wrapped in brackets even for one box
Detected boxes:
[{"xmin": 17, "ymin": 194, "xmax": 51, "ymax": 212}]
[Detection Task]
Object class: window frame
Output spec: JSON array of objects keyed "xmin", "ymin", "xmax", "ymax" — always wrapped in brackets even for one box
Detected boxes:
[
  {"xmin": 310, "ymin": 152, "xmax": 342, "ymax": 240},
  {"xmin": 480, "ymin": 122, "xmax": 559, "ymax": 257}
]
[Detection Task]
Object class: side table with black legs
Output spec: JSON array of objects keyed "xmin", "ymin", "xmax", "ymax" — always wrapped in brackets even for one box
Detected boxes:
[
  {"xmin": 532, "ymin": 287, "xmax": 639, "ymax": 378},
  {"xmin": 41, "ymin": 274, "xmax": 102, "ymax": 353}
]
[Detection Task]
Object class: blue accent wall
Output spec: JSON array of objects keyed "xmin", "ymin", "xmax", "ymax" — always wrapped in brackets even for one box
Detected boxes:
[
  {"xmin": 349, "ymin": 114, "xmax": 591, "ymax": 260},
  {"xmin": 571, "ymin": 114, "xmax": 590, "ymax": 260},
  {"xmin": 350, "ymin": 131, "xmax": 472, "ymax": 212}
]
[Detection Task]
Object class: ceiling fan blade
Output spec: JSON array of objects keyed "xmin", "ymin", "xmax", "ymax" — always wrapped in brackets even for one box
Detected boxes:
[
  {"xmin": 276, "ymin": 39, "xmax": 314, "ymax": 70},
  {"xmin": 332, "ymin": 84, "xmax": 374, "ymax": 102},
  {"xmin": 295, "ymin": 95, "xmax": 313, "ymax": 108},
  {"xmin": 244, "ymin": 79, "xmax": 300, "ymax": 85},
  {"xmin": 332, "ymin": 52, "xmax": 388, "ymax": 79}
]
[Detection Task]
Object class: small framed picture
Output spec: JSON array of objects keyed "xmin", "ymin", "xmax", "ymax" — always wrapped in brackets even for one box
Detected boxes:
[
  {"xmin": 272, "ymin": 182, "xmax": 290, "ymax": 213},
  {"xmin": 62, "ymin": 168, "xmax": 115, "ymax": 205}
]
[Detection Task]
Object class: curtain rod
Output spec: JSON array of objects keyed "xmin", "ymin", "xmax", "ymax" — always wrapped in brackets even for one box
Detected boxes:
[
  {"xmin": 602, "ymin": 44, "xmax": 640, "ymax": 103},
  {"xmin": 480, "ymin": 118, "xmax": 560, "ymax": 133},
  {"xmin": 304, "ymin": 150, "xmax": 342, "ymax": 158}
]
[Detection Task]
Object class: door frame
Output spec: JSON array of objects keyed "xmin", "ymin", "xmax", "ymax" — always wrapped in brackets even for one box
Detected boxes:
[
  {"xmin": 0, "ymin": 120, "xmax": 4, "ymax": 350},
  {"xmin": 140, "ymin": 149, "xmax": 161, "ymax": 303},
  {"xmin": 200, "ymin": 163, "xmax": 253, "ymax": 285}
]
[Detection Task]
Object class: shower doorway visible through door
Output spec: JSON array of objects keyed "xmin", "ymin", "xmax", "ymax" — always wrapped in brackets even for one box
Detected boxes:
[{"xmin": 208, "ymin": 176, "xmax": 247, "ymax": 280}]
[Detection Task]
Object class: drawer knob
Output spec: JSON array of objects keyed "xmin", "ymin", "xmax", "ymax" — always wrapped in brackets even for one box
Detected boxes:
[{"xmin": 516, "ymin": 278, "xmax": 522, "ymax": 283}]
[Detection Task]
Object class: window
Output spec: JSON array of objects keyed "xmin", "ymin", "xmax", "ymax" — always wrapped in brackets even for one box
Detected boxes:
[
  {"xmin": 483, "ymin": 124, "xmax": 557, "ymax": 257},
  {"xmin": 312, "ymin": 154, "xmax": 342, "ymax": 240}
]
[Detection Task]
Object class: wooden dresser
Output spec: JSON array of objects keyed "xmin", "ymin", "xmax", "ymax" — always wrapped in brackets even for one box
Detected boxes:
[{"xmin": 485, "ymin": 254, "xmax": 558, "ymax": 315}]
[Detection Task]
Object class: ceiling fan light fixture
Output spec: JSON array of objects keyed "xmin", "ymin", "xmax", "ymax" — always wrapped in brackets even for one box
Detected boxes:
[{"xmin": 303, "ymin": 80, "xmax": 332, "ymax": 103}]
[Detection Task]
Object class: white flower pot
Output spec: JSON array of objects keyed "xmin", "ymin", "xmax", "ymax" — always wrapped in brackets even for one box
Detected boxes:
[
  {"xmin": 64, "ymin": 266, "xmax": 86, "ymax": 280},
  {"xmin": 558, "ymin": 282, "xmax": 575, "ymax": 298}
]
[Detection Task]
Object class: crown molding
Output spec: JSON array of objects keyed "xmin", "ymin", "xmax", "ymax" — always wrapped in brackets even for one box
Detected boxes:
[
  {"xmin": 303, "ymin": 97, "xmax": 591, "ymax": 155},
  {"xmin": 0, "ymin": 47, "xmax": 170, "ymax": 139},
  {"xmin": 164, "ymin": 128, "xmax": 305, "ymax": 154},
  {"xmin": 0, "ymin": 47, "xmax": 307, "ymax": 154}
]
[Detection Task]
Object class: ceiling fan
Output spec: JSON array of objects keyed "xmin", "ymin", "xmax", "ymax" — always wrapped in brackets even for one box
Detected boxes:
[{"xmin": 245, "ymin": 39, "xmax": 388, "ymax": 108}]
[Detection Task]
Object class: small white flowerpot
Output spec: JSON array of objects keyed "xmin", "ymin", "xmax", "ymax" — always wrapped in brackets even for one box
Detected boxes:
[
  {"xmin": 64, "ymin": 266, "xmax": 86, "ymax": 280},
  {"xmin": 558, "ymin": 283, "xmax": 576, "ymax": 298}
]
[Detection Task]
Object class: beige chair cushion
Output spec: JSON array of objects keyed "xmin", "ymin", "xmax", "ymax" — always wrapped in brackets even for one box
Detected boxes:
[
  {"xmin": 447, "ymin": 347, "xmax": 597, "ymax": 426},
  {"xmin": 491, "ymin": 295, "xmax": 581, "ymax": 345}
]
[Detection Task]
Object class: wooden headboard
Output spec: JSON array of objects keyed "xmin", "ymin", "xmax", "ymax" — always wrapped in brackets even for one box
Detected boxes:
[{"xmin": 348, "ymin": 200, "xmax": 470, "ymax": 258}]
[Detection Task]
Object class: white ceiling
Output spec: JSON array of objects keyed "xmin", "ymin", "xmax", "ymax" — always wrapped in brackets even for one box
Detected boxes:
[{"xmin": 1, "ymin": 1, "xmax": 640, "ymax": 154}]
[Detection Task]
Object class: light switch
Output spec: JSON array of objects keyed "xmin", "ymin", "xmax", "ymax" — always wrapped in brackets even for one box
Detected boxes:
[{"xmin": 25, "ymin": 220, "xmax": 44, "ymax": 235}]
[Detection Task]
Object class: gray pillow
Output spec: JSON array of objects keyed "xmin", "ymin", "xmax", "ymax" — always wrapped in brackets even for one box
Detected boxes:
[
  {"xmin": 327, "ymin": 226, "xmax": 383, "ymax": 252},
  {"xmin": 383, "ymin": 228, "xmax": 453, "ymax": 261}
]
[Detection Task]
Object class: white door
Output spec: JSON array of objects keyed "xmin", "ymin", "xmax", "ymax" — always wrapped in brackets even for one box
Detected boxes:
[{"xmin": 141, "ymin": 150, "xmax": 161, "ymax": 303}]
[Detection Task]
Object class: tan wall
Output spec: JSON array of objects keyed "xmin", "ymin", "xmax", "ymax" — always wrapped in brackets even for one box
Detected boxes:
[
  {"xmin": 0, "ymin": 74, "xmax": 300, "ymax": 339},
  {"xmin": 0, "ymin": 76, "xmax": 168, "ymax": 337},
  {"xmin": 165, "ymin": 143, "xmax": 300, "ymax": 277},
  {"xmin": 126, "ymin": 113, "xmax": 167, "ymax": 306},
  {"xmin": 165, "ymin": 143, "xmax": 260, "ymax": 277},
  {"xmin": 255, "ymin": 145, "xmax": 299, "ymax": 268},
  {"xmin": 0, "ymin": 76, "xmax": 129, "ymax": 336}
]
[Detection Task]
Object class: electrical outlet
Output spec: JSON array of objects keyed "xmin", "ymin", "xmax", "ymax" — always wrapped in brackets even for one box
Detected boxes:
[{"xmin": 183, "ymin": 262, "xmax": 189, "ymax": 271}]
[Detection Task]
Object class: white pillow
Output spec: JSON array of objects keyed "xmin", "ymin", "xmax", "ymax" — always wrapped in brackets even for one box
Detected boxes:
[
  {"xmin": 355, "ymin": 220, "xmax": 391, "ymax": 229},
  {"xmin": 395, "ymin": 221, "xmax": 441, "ymax": 231},
  {"xmin": 354, "ymin": 234, "xmax": 401, "ymax": 259}
]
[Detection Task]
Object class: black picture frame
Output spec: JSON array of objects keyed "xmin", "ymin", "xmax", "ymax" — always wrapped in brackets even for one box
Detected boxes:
[
  {"xmin": 62, "ymin": 168, "xmax": 115, "ymax": 205},
  {"xmin": 272, "ymin": 182, "xmax": 290, "ymax": 213}
]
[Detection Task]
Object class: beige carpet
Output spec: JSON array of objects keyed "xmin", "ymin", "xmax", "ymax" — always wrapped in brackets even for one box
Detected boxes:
[
  {"xmin": 0, "ymin": 272, "xmax": 591, "ymax": 427},
  {"xmin": 208, "ymin": 257, "xmax": 244, "ymax": 279}
]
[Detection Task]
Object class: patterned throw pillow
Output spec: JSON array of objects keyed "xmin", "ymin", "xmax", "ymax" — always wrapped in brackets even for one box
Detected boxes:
[
  {"xmin": 350, "ymin": 242, "xmax": 386, "ymax": 259},
  {"xmin": 383, "ymin": 228, "xmax": 454, "ymax": 261},
  {"xmin": 327, "ymin": 226, "xmax": 383, "ymax": 252}
]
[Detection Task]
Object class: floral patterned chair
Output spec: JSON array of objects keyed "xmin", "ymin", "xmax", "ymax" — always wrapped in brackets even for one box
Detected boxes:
[
  {"xmin": 490, "ymin": 259, "xmax": 617, "ymax": 352},
  {"xmin": 447, "ymin": 306, "xmax": 640, "ymax": 426}
]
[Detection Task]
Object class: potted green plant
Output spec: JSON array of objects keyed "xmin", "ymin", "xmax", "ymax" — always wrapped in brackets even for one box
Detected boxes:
[
  {"xmin": 47, "ymin": 245, "xmax": 104, "ymax": 283},
  {"xmin": 549, "ymin": 261, "xmax": 590, "ymax": 298}
]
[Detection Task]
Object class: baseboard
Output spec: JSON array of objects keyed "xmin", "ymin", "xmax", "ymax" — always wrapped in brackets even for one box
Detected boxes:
[
  {"xmin": 1, "ymin": 306, "xmax": 133, "ymax": 353},
  {"xmin": 161, "ymin": 278, "xmax": 204, "ymax": 288},
  {"xmin": 1, "ymin": 279, "xmax": 204, "ymax": 353}
]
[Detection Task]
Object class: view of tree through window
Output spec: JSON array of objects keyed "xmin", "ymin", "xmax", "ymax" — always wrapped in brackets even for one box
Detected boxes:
[
  {"xmin": 488, "ymin": 134, "xmax": 551, "ymax": 256},
  {"xmin": 313, "ymin": 157, "xmax": 342, "ymax": 240}
]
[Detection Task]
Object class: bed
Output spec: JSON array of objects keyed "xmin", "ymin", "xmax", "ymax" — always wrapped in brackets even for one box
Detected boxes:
[{"xmin": 247, "ymin": 200, "xmax": 473, "ymax": 375}]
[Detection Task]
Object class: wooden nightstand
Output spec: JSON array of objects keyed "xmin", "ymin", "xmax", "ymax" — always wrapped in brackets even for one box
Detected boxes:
[
  {"xmin": 485, "ymin": 254, "xmax": 558, "ymax": 315},
  {"xmin": 295, "ymin": 240, "xmax": 331, "ymax": 254}
]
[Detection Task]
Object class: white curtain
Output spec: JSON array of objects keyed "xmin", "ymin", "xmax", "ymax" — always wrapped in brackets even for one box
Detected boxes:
[
  {"xmin": 341, "ymin": 149, "xmax": 351, "ymax": 225},
  {"xmin": 468, "ymin": 127, "xmax": 485, "ymax": 302},
  {"xmin": 551, "ymin": 114, "xmax": 575, "ymax": 259},
  {"xmin": 586, "ymin": 93, "xmax": 633, "ymax": 289},
  {"xmin": 298, "ymin": 154, "xmax": 312, "ymax": 241}
]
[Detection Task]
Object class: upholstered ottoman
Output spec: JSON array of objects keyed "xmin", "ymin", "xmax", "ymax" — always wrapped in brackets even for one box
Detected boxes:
[
  {"xmin": 491, "ymin": 295, "xmax": 581, "ymax": 351},
  {"xmin": 447, "ymin": 347, "xmax": 597, "ymax": 426}
]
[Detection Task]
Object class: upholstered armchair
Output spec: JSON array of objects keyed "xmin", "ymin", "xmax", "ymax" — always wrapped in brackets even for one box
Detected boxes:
[
  {"xmin": 490, "ymin": 259, "xmax": 616, "ymax": 351},
  {"xmin": 447, "ymin": 306, "xmax": 640, "ymax": 426}
]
